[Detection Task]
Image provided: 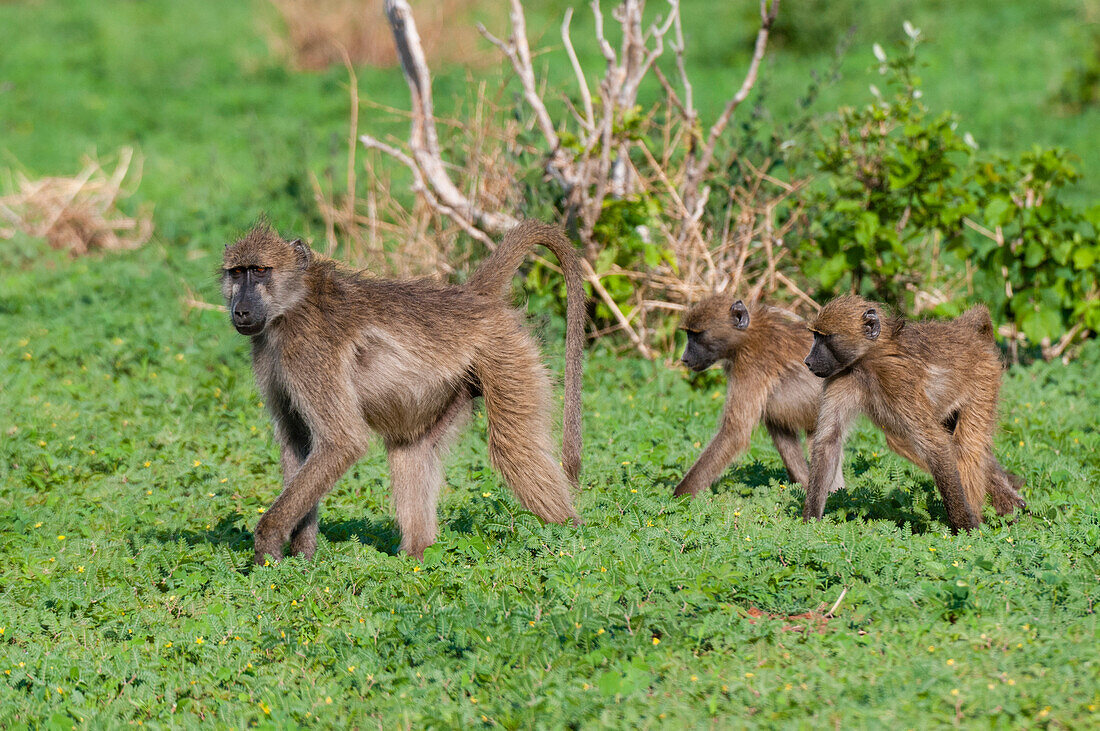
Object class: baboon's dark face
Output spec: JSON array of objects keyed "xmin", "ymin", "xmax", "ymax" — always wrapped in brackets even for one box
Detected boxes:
[
  {"xmin": 681, "ymin": 330, "xmax": 722, "ymax": 371},
  {"xmin": 222, "ymin": 225, "xmax": 312, "ymax": 337},
  {"xmin": 805, "ymin": 302, "xmax": 881, "ymax": 378},
  {"xmin": 680, "ymin": 299, "xmax": 751, "ymax": 371},
  {"xmin": 804, "ymin": 332, "xmax": 846, "ymax": 378},
  {"xmin": 224, "ymin": 266, "xmax": 272, "ymax": 335}
]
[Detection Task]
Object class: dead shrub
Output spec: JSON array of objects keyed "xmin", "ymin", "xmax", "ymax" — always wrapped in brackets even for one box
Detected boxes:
[{"xmin": 0, "ymin": 148, "xmax": 153, "ymax": 256}]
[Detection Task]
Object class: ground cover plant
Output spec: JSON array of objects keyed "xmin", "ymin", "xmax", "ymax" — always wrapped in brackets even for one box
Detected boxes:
[{"xmin": 1, "ymin": 0, "xmax": 1098, "ymax": 726}]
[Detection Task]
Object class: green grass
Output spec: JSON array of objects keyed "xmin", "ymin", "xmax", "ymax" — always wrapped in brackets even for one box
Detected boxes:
[
  {"xmin": 1, "ymin": 243, "xmax": 1098, "ymax": 726},
  {"xmin": 1, "ymin": 0, "xmax": 1099, "ymax": 726}
]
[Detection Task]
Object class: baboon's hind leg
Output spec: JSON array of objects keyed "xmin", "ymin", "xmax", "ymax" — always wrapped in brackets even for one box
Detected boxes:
[
  {"xmin": 766, "ymin": 422, "xmax": 810, "ymax": 486},
  {"xmin": 952, "ymin": 406, "xmax": 1000, "ymax": 520},
  {"xmin": 475, "ymin": 340, "xmax": 578, "ymax": 525},
  {"xmin": 387, "ymin": 394, "xmax": 472, "ymax": 560},
  {"xmin": 988, "ymin": 460, "xmax": 1026, "ymax": 516},
  {"xmin": 288, "ymin": 506, "xmax": 319, "ymax": 559}
]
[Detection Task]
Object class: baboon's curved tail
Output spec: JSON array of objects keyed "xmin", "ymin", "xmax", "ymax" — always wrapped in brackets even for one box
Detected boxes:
[{"xmin": 468, "ymin": 220, "xmax": 586, "ymax": 486}]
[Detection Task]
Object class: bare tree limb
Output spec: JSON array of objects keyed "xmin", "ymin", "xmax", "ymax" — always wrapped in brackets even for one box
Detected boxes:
[{"xmin": 562, "ymin": 8, "xmax": 595, "ymax": 133}]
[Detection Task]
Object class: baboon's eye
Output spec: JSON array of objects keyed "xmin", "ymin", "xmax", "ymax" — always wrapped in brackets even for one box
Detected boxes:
[
  {"xmin": 228, "ymin": 267, "xmax": 244, "ymax": 278},
  {"xmin": 253, "ymin": 266, "xmax": 269, "ymax": 275}
]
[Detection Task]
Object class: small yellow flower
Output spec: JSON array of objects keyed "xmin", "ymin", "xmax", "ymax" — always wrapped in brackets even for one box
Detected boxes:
[
  {"xmin": 927, "ymin": 645, "xmax": 935, "ymax": 652},
  {"xmin": 146, "ymin": 490, "xmax": 152, "ymax": 495},
  {"xmin": 38, "ymin": 440, "xmax": 46, "ymax": 447},
  {"xmin": 652, "ymin": 637, "xmax": 660, "ymax": 645},
  {"xmin": 929, "ymin": 547, "xmax": 936, "ymax": 552},
  {"xmin": 77, "ymin": 566, "xmax": 84, "ymax": 573},
  {"xmin": 193, "ymin": 460, "xmax": 201, "ymax": 468},
  {"xmin": 690, "ymin": 675, "xmax": 698, "ymax": 682},
  {"xmin": 630, "ymin": 489, "xmax": 637, "ymax": 493},
  {"xmin": 745, "ymin": 672, "xmax": 755, "ymax": 678},
  {"xmin": 529, "ymin": 620, "xmax": 535, "ymax": 626},
  {"xmin": 946, "ymin": 659, "xmax": 955, "ymax": 666},
  {"xmin": 195, "ymin": 637, "xmax": 204, "ymax": 645},
  {"xmin": 165, "ymin": 642, "xmax": 173, "ymax": 648},
  {"xmin": 34, "ymin": 522, "xmax": 42, "ymax": 528},
  {"xmin": 470, "ymin": 697, "xmax": 478, "ymax": 704},
  {"xmin": 57, "ymin": 535, "xmax": 65, "ymax": 541},
  {"xmin": 621, "ymin": 461, "xmax": 630, "ymax": 466},
  {"xmin": 600, "ymin": 566, "xmax": 607, "ymax": 572},
  {"xmin": 325, "ymin": 696, "xmax": 332, "ymax": 704},
  {"xmin": 482, "ymin": 492, "xmax": 491, "ymax": 498},
  {"xmin": 347, "ymin": 665, "xmax": 356, "ymax": 672},
  {"xmin": 143, "ymin": 461, "xmax": 151, "ymax": 468},
  {"xmin": 1007, "ymin": 678, "xmax": 1015, "ymax": 686},
  {"xmin": 257, "ymin": 507, "xmax": 265, "ymax": 514},
  {"xmin": 485, "ymin": 636, "xmax": 491, "ymax": 643},
  {"xmin": 597, "ymin": 628, "xmax": 605, "ymax": 635},
  {"xmin": 413, "ymin": 566, "xmax": 420, "ymax": 573},
  {"xmin": 220, "ymin": 478, "xmax": 227, "ymax": 483},
  {"xmin": 950, "ymin": 688, "xmax": 959, "ymax": 696},
  {"xmin": 176, "ymin": 353, "xmax": 185, "ymax": 362}
]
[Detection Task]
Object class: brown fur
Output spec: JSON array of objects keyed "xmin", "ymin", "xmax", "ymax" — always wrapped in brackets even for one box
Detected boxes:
[
  {"xmin": 222, "ymin": 220, "xmax": 586, "ymax": 563},
  {"xmin": 803, "ymin": 295, "xmax": 1025, "ymax": 532},
  {"xmin": 674, "ymin": 293, "xmax": 821, "ymax": 497}
]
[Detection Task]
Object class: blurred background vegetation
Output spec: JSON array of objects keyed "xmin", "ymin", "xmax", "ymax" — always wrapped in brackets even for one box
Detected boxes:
[{"xmin": 1, "ymin": 0, "xmax": 1097, "ymax": 356}]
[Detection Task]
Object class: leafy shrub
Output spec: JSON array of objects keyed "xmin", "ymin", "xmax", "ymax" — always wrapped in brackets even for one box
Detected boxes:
[{"xmin": 801, "ymin": 25, "xmax": 1099, "ymax": 356}]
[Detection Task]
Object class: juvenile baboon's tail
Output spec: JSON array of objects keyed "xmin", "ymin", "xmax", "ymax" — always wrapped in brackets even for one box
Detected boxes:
[{"xmin": 467, "ymin": 221, "xmax": 586, "ymax": 486}]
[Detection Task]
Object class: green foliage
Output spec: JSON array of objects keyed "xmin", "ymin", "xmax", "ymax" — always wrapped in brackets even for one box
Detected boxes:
[
  {"xmin": 804, "ymin": 28, "xmax": 1099, "ymax": 348},
  {"xmin": 806, "ymin": 27, "xmax": 976, "ymax": 302},
  {"xmin": 963, "ymin": 148, "xmax": 1100, "ymax": 343},
  {"xmin": 1053, "ymin": 27, "xmax": 1100, "ymax": 113},
  {"xmin": 1, "ymin": 244, "xmax": 1099, "ymax": 726},
  {"xmin": 1, "ymin": 2, "xmax": 1099, "ymax": 723}
]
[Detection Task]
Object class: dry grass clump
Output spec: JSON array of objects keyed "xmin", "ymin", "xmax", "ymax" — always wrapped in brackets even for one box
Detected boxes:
[
  {"xmin": 0, "ymin": 148, "xmax": 153, "ymax": 256},
  {"xmin": 268, "ymin": 0, "xmax": 483, "ymax": 70}
]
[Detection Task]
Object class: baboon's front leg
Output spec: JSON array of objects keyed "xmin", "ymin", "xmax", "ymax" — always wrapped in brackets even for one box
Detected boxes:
[
  {"xmin": 273, "ymin": 405, "xmax": 318, "ymax": 558},
  {"xmin": 674, "ymin": 419, "xmax": 752, "ymax": 497},
  {"xmin": 766, "ymin": 423, "xmax": 810, "ymax": 486},
  {"xmin": 254, "ymin": 442, "xmax": 360, "ymax": 565},
  {"xmin": 804, "ymin": 379, "xmax": 860, "ymax": 520}
]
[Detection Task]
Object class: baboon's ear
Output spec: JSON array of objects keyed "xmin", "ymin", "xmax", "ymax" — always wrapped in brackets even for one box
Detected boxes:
[
  {"xmin": 730, "ymin": 300, "xmax": 750, "ymax": 330},
  {"xmin": 290, "ymin": 239, "xmax": 312, "ymax": 268},
  {"xmin": 862, "ymin": 308, "xmax": 880, "ymax": 339}
]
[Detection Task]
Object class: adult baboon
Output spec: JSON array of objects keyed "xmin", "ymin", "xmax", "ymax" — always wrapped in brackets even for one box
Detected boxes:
[
  {"xmin": 221, "ymin": 220, "xmax": 585, "ymax": 563},
  {"xmin": 674, "ymin": 294, "xmax": 821, "ymax": 497},
  {"xmin": 802, "ymin": 295, "xmax": 1025, "ymax": 531}
]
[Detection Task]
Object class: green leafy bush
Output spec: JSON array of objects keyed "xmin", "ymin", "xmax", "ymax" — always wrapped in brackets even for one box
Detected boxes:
[{"xmin": 802, "ymin": 26, "xmax": 1099, "ymax": 354}]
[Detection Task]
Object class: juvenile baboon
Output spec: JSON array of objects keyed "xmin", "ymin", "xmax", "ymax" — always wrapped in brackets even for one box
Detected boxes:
[
  {"xmin": 674, "ymin": 294, "xmax": 822, "ymax": 497},
  {"xmin": 221, "ymin": 220, "xmax": 586, "ymax": 563},
  {"xmin": 802, "ymin": 295, "xmax": 1025, "ymax": 531}
]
